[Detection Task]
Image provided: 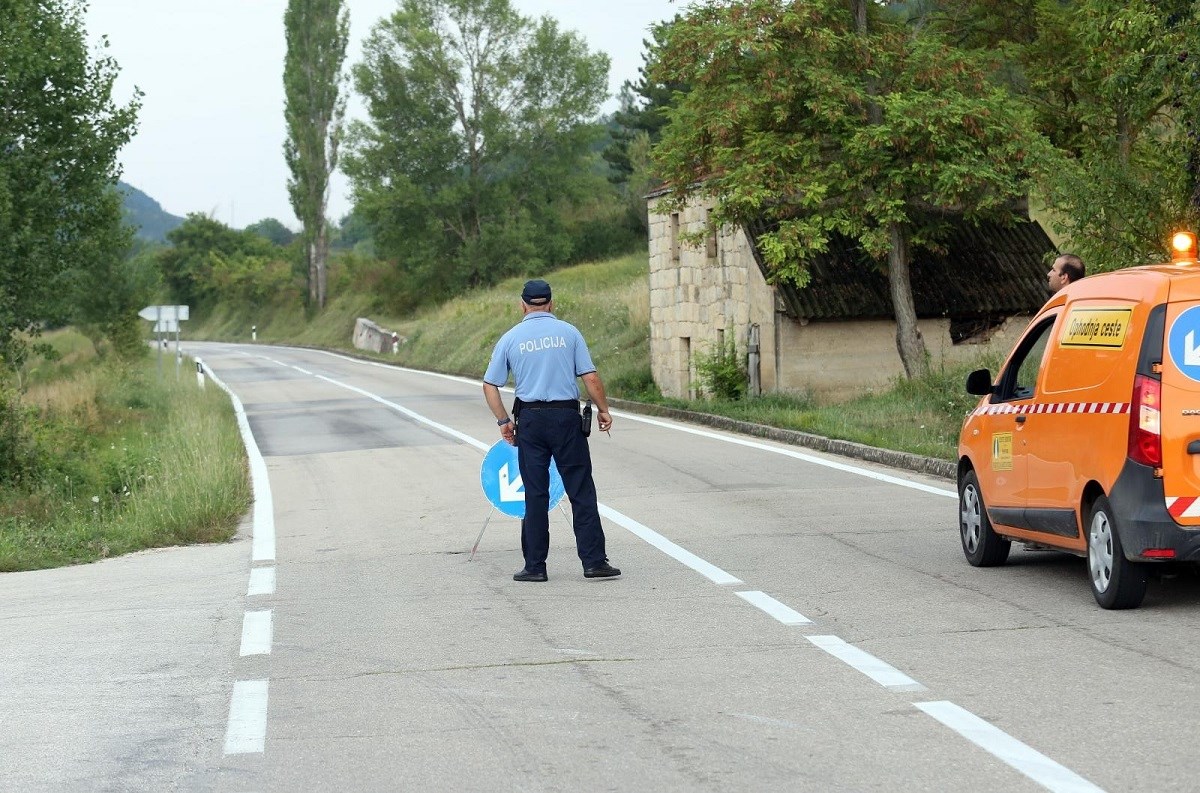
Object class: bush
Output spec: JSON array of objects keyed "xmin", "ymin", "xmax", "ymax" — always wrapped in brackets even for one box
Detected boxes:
[
  {"xmin": 0, "ymin": 387, "xmax": 42, "ymax": 488},
  {"xmin": 694, "ymin": 338, "xmax": 747, "ymax": 400},
  {"xmin": 892, "ymin": 352, "xmax": 1006, "ymax": 423}
]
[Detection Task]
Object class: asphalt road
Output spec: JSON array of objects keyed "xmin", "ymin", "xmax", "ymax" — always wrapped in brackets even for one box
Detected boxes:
[{"xmin": 5, "ymin": 341, "xmax": 1200, "ymax": 792}]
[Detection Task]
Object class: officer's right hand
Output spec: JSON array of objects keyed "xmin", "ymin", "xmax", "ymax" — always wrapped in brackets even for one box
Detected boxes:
[
  {"xmin": 500, "ymin": 422, "xmax": 516, "ymax": 446},
  {"xmin": 597, "ymin": 410, "xmax": 612, "ymax": 433}
]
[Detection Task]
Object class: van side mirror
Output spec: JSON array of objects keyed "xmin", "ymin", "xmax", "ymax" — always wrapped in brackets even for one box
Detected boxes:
[{"xmin": 966, "ymin": 369, "xmax": 994, "ymax": 396}]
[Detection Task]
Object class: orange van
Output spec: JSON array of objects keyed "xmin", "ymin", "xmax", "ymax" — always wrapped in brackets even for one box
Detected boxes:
[{"xmin": 958, "ymin": 235, "xmax": 1200, "ymax": 609}]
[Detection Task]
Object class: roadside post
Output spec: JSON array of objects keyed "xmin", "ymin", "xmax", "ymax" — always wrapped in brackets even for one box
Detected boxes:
[
  {"xmin": 252, "ymin": 324, "xmax": 257, "ymax": 342},
  {"xmin": 195, "ymin": 357, "xmax": 205, "ymax": 389}
]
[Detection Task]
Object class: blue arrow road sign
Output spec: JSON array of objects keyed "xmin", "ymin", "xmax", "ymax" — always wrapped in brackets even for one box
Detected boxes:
[
  {"xmin": 1168, "ymin": 305, "xmax": 1200, "ymax": 383},
  {"xmin": 479, "ymin": 441, "xmax": 565, "ymax": 518}
]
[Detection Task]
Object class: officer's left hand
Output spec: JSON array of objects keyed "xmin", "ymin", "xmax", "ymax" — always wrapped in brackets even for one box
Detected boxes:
[
  {"xmin": 597, "ymin": 410, "xmax": 613, "ymax": 433},
  {"xmin": 500, "ymin": 422, "xmax": 516, "ymax": 445}
]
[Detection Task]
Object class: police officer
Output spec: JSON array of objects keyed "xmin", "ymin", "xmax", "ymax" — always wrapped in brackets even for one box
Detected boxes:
[{"xmin": 482, "ymin": 279, "xmax": 621, "ymax": 582}]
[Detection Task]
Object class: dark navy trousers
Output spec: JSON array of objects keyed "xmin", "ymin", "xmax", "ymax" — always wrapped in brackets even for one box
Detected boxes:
[{"xmin": 516, "ymin": 407, "xmax": 606, "ymax": 572}]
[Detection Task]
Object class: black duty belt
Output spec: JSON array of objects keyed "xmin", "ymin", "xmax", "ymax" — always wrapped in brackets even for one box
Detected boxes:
[{"xmin": 520, "ymin": 400, "xmax": 579, "ymax": 410}]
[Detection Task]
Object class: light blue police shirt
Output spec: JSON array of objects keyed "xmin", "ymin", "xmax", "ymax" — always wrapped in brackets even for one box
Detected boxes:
[{"xmin": 483, "ymin": 312, "xmax": 596, "ymax": 401}]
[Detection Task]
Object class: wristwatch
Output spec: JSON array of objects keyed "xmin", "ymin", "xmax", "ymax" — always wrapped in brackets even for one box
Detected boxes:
[{"xmin": 497, "ymin": 417, "xmax": 511, "ymax": 426}]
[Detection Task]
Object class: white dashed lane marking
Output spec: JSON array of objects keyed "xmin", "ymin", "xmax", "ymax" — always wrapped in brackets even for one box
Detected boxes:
[
  {"xmin": 917, "ymin": 701, "xmax": 1105, "ymax": 793},
  {"xmin": 735, "ymin": 590, "xmax": 812, "ymax": 625},
  {"xmin": 224, "ymin": 680, "xmax": 269, "ymax": 755},
  {"xmin": 805, "ymin": 635, "xmax": 926, "ymax": 693},
  {"xmin": 248, "ymin": 567, "xmax": 276, "ymax": 597},
  {"xmin": 239, "ymin": 610, "xmax": 273, "ymax": 657}
]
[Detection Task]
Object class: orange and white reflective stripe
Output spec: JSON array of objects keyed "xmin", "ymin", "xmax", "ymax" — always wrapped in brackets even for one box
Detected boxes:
[
  {"xmin": 973, "ymin": 402, "xmax": 1130, "ymax": 417},
  {"xmin": 1166, "ymin": 496, "xmax": 1200, "ymax": 519}
]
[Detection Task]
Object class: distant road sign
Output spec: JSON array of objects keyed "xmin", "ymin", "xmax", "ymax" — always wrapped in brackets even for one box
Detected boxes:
[
  {"xmin": 479, "ymin": 440, "xmax": 565, "ymax": 518},
  {"xmin": 138, "ymin": 305, "xmax": 189, "ymax": 322}
]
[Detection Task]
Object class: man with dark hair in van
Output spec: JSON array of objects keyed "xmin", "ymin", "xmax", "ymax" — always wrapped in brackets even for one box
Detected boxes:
[{"xmin": 1047, "ymin": 253, "xmax": 1085, "ymax": 294}]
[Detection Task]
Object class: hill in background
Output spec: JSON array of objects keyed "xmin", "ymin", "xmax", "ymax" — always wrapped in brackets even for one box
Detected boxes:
[{"xmin": 118, "ymin": 181, "xmax": 184, "ymax": 243}]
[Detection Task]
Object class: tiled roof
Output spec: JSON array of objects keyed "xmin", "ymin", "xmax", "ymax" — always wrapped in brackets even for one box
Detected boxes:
[{"xmin": 742, "ymin": 217, "xmax": 1056, "ymax": 320}]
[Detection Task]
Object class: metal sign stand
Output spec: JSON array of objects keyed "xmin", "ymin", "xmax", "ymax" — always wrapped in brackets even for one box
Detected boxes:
[
  {"xmin": 468, "ymin": 507, "xmax": 496, "ymax": 561},
  {"xmin": 468, "ymin": 503, "xmax": 571, "ymax": 561}
]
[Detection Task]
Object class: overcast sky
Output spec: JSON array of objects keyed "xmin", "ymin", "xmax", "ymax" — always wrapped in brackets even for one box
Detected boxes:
[{"xmin": 85, "ymin": 0, "xmax": 682, "ymax": 230}]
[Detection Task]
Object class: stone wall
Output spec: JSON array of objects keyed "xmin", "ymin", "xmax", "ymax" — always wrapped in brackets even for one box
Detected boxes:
[
  {"xmin": 647, "ymin": 196, "xmax": 1031, "ymax": 402},
  {"xmin": 648, "ymin": 198, "xmax": 777, "ymax": 399},
  {"xmin": 775, "ymin": 315, "xmax": 1031, "ymax": 401}
]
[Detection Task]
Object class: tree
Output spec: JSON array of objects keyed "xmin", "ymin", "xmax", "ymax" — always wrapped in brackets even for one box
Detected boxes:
[
  {"xmin": 919, "ymin": 1, "xmax": 1200, "ymax": 271},
  {"xmin": 157, "ymin": 215, "xmax": 281, "ymax": 309},
  {"xmin": 70, "ymin": 196, "xmax": 157, "ymax": 359},
  {"xmin": 284, "ymin": 0, "xmax": 349, "ymax": 310},
  {"xmin": 602, "ymin": 20, "xmax": 685, "ymax": 181},
  {"xmin": 1028, "ymin": 1, "xmax": 1200, "ymax": 270},
  {"xmin": 343, "ymin": 0, "xmax": 609, "ymax": 300},
  {"xmin": 651, "ymin": 0, "xmax": 1056, "ymax": 378},
  {"xmin": 331, "ymin": 209, "xmax": 374, "ymax": 253},
  {"xmin": 601, "ymin": 18, "xmax": 688, "ymax": 235},
  {"xmin": 0, "ymin": 0, "xmax": 140, "ymax": 371},
  {"xmin": 245, "ymin": 217, "xmax": 298, "ymax": 246}
]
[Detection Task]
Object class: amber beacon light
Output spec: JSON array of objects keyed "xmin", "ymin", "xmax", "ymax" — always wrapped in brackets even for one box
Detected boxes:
[{"xmin": 1171, "ymin": 231, "xmax": 1198, "ymax": 263}]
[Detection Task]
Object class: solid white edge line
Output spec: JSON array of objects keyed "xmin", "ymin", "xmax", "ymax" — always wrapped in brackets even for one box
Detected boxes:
[
  {"xmin": 915, "ymin": 701, "xmax": 1105, "ymax": 793},
  {"xmin": 199, "ymin": 360, "xmax": 276, "ymax": 562},
  {"xmin": 247, "ymin": 567, "xmax": 276, "ymax": 597},
  {"xmin": 223, "ymin": 680, "xmax": 269, "ymax": 755},
  {"xmin": 806, "ymin": 635, "xmax": 925, "ymax": 692},
  {"xmin": 621, "ymin": 413, "xmax": 957, "ymax": 498},
  {"xmin": 306, "ymin": 347, "xmax": 956, "ymax": 499},
  {"xmin": 735, "ymin": 590, "xmax": 812, "ymax": 625},
  {"xmin": 239, "ymin": 610, "xmax": 273, "ymax": 656}
]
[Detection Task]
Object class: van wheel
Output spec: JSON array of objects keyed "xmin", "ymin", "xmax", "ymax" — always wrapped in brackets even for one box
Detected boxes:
[
  {"xmin": 1086, "ymin": 495, "xmax": 1147, "ymax": 609},
  {"xmin": 959, "ymin": 470, "xmax": 1010, "ymax": 567}
]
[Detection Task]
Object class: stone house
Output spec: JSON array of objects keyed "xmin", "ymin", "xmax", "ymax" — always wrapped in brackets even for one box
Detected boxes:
[{"xmin": 647, "ymin": 195, "xmax": 1057, "ymax": 402}]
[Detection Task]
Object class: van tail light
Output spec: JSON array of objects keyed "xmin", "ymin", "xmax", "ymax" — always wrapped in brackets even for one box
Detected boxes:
[
  {"xmin": 1128, "ymin": 374, "xmax": 1162, "ymax": 467},
  {"xmin": 1142, "ymin": 548, "xmax": 1177, "ymax": 559}
]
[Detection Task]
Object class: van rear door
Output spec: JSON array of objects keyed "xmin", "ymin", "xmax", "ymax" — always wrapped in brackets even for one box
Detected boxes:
[{"xmin": 1159, "ymin": 292, "xmax": 1200, "ymax": 526}]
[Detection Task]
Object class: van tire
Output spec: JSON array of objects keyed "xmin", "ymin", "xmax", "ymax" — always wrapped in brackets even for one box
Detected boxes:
[
  {"xmin": 959, "ymin": 470, "xmax": 1010, "ymax": 567},
  {"xmin": 1086, "ymin": 495, "xmax": 1148, "ymax": 609}
]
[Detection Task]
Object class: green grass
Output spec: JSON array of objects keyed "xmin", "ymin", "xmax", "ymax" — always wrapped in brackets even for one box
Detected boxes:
[
  {"xmin": 655, "ymin": 356, "xmax": 1000, "ymax": 460},
  {"xmin": 382, "ymin": 254, "xmax": 654, "ymax": 394},
  {"xmin": 0, "ymin": 334, "xmax": 251, "ymax": 571}
]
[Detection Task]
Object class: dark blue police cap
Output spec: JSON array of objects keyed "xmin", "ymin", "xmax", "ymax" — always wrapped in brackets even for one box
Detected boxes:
[{"xmin": 521, "ymin": 279, "xmax": 552, "ymax": 305}]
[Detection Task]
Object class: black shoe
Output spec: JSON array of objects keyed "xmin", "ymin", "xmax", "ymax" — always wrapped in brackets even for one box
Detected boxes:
[
  {"xmin": 583, "ymin": 562, "xmax": 621, "ymax": 579},
  {"xmin": 513, "ymin": 568, "xmax": 547, "ymax": 582}
]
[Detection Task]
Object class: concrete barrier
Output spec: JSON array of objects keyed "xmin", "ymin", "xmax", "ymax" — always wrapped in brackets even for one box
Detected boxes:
[{"xmin": 352, "ymin": 318, "xmax": 405, "ymax": 354}]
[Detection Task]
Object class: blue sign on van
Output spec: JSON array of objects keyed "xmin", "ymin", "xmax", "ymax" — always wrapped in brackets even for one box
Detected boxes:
[
  {"xmin": 1168, "ymin": 306, "xmax": 1200, "ymax": 383},
  {"xmin": 479, "ymin": 440, "xmax": 565, "ymax": 518}
]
